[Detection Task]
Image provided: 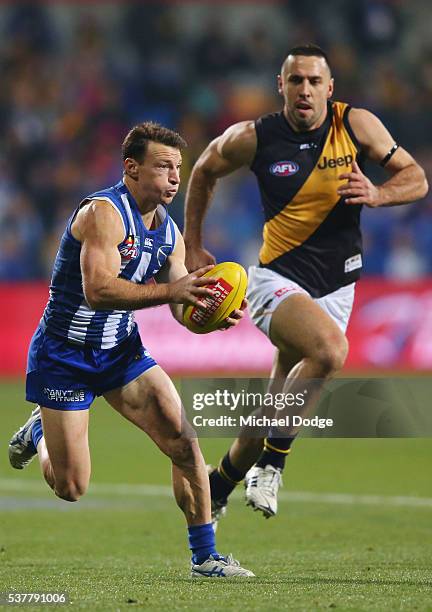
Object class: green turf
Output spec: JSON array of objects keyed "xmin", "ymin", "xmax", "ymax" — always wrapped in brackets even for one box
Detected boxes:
[{"xmin": 1, "ymin": 381, "xmax": 432, "ymax": 611}]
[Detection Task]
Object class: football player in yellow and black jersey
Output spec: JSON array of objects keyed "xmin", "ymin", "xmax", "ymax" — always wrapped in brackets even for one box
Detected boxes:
[{"xmin": 184, "ymin": 44, "xmax": 428, "ymax": 526}]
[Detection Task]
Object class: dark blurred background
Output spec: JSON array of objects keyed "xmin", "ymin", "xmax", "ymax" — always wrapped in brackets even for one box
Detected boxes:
[{"xmin": 0, "ymin": 0, "xmax": 431, "ymax": 282}]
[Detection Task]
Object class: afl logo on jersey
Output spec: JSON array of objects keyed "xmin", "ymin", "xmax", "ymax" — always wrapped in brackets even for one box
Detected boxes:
[
  {"xmin": 269, "ymin": 161, "xmax": 299, "ymax": 177},
  {"xmin": 119, "ymin": 235, "xmax": 140, "ymax": 260}
]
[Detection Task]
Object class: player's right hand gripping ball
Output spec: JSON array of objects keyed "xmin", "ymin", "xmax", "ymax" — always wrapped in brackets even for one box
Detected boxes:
[{"xmin": 183, "ymin": 262, "xmax": 248, "ymax": 334}]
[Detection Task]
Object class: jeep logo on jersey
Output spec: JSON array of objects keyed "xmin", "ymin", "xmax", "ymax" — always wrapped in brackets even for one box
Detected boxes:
[
  {"xmin": 269, "ymin": 161, "xmax": 299, "ymax": 177},
  {"xmin": 317, "ymin": 154, "xmax": 353, "ymax": 170}
]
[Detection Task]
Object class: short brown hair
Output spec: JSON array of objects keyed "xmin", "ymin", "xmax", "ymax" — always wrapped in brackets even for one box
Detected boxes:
[{"xmin": 122, "ymin": 121, "xmax": 187, "ymax": 162}]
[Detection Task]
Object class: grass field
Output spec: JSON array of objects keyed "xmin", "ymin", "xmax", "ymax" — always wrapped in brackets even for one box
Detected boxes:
[{"xmin": 1, "ymin": 380, "xmax": 432, "ymax": 611}]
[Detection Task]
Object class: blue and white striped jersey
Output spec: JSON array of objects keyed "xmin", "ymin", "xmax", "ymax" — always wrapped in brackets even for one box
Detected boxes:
[{"xmin": 41, "ymin": 180, "xmax": 178, "ymax": 349}]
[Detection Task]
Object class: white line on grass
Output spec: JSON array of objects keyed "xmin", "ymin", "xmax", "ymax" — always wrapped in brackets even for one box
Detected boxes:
[{"xmin": 1, "ymin": 478, "xmax": 431, "ymax": 509}]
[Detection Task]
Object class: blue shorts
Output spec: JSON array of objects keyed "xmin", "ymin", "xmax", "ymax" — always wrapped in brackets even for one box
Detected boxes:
[{"xmin": 26, "ymin": 324, "xmax": 157, "ymax": 410}]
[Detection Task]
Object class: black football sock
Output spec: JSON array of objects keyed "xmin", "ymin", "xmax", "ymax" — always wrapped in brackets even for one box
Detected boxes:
[
  {"xmin": 209, "ymin": 452, "xmax": 247, "ymax": 502},
  {"xmin": 255, "ymin": 435, "xmax": 297, "ymax": 471}
]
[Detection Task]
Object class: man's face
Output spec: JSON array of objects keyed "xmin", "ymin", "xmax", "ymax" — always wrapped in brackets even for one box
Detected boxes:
[
  {"xmin": 278, "ymin": 55, "xmax": 334, "ymax": 131},
  {"xmin": 129, "ymin": 142, "xmax": 182, "ymax": 205}
]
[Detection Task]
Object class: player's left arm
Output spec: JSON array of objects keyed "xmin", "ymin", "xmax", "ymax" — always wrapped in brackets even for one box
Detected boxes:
[
  {"xmin": 338, "ymin": 108, "xmax": 429, "ymax": 207},
  {"xmin": 156, "ymin": 230, "xmax": 246, "ymax": 328}
]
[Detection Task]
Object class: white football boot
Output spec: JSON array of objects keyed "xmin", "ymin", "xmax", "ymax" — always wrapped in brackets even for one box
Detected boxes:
[
  {"xmin": 244, "ymin": 464, "xmax": 282, "ymax": 518},
  {"xmin": 8, "ymin": 406, "xmax": 41, "ymax": 469},
  {"xmin": 191, "ymin": 554, "xmax": 255, "ymax": 578}
]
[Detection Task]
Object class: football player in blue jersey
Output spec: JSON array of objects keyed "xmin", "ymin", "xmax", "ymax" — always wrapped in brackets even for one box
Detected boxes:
[{"xmin": 8, "ymin": 122, "xmax": 254, "ymax": 578}]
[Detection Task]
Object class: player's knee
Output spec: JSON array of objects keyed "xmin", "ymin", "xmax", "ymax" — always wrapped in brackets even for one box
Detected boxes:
[
  {"xmin": 55, "ymin": 478, "xmax": 88, "ymax": 502},
  {"xmin": 312, "ymin": 334, "xmax": 349, "ymax": 376},
  {"xmin": 169, "ymin": 436, "xmax": 199, "ymax": 468}
]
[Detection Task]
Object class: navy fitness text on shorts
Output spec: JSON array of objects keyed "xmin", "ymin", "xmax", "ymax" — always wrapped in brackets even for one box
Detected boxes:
[{"xmin": 26, "ymin": 324, "xmax": 156, "ymax": 410}]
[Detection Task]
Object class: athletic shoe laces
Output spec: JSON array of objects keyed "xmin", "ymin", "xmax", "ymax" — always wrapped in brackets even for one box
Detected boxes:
[{"xmin": 256, "ymin": 467, "xmax": 282, "ymax": 493}]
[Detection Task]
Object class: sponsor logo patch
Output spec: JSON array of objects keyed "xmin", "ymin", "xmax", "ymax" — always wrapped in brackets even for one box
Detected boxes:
[
  {"xmin": 345, "ymin": 254, "xmax": 362, "ymax": 273},
  {"xmin": 43, "ymin": 388, "xmax": 86, "ymax": 402},
  {"xmin": 318, "ymin": 154, "xmax": 353, "ymax": 170},
  {"xmin": 274, "ymin": 286, "xmax": 307, "ymax": 298},
  {"xmin": 269, "ymin": 161, "xmax": 299, "ymax": 177},
  {"xmin": 157, "ymin": 244, "xmax": 172, "ymax": 267}
]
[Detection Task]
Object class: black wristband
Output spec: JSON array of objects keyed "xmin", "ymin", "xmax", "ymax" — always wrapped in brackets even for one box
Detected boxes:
[{"xmin": 380, "ymin": 143, "xmax": 399, "ymax": 167}]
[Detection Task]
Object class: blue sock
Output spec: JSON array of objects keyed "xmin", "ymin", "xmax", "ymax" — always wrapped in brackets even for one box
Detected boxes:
[
  {"xmin": 30, "ymin": 418, "xmax": 43, "ymax": 453},
  {"xmin": 188, "ymin": 523, "xmax": 219, "ymax": 565}
]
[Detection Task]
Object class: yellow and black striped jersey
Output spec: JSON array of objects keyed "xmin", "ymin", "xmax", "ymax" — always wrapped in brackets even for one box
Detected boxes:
[{"xmin": 251, "ymin": 101, "xmax": 363, "ymax": 297}]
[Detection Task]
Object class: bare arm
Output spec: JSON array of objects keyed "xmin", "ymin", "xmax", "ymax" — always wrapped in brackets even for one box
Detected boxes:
[
  {"xmin": 338, "ymin": 108, "xmax": 428, "ymax": 207},
  {"xmin": 74, "ymin": 200, "xmax": 216, "ymax": 311},
  {"xmin": 183, "ymin": 120, "xmax": 257, "ymax": 271}
]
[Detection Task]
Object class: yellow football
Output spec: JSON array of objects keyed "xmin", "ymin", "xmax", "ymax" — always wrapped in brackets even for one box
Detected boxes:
[{"xmin": 183, "ymin": 262, "xmax": 248, "ymax": 334}]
